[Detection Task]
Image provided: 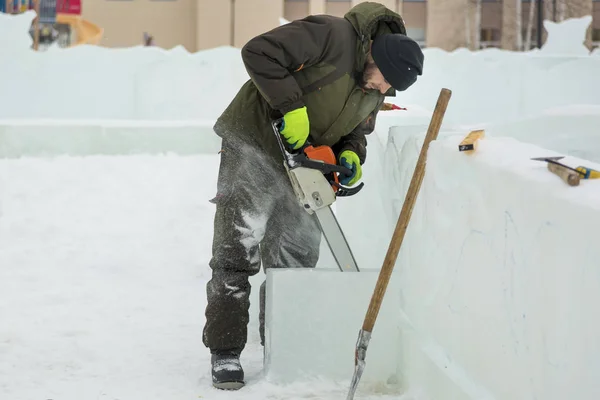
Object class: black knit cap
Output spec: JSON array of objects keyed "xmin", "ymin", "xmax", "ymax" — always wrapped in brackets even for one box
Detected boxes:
[{"xmin": 371, "ymin": 34, "xmax": 424, "ymax": 92}]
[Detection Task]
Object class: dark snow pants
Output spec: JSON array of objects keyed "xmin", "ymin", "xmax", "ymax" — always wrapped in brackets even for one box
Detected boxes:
[{"xmin": 202, "ymin": 137, "xmax": 322, "ymax": 355}]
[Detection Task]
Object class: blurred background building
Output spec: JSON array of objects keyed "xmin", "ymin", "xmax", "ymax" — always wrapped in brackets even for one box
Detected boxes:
[{"xmin": 3, "ymin": 0, "xmax": 600, "ymax": 52}]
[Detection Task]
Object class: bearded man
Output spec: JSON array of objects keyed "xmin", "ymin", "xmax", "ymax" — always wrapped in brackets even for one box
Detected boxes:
[{"xmin": 202, "ymin": 1, "xmax": 424, "ymax": 390}]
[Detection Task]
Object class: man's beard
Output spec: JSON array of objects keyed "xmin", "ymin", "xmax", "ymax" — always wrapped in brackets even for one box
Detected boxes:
[{"xmin": 359, "ymin": 61, "xmax": 379, "ymax": 90}]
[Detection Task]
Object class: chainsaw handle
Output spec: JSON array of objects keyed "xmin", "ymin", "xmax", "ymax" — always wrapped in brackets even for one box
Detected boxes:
[
  {"xmin": 272, "ymin": 118, "xmax": 352, "ymax": 174},
  {"xmin": 271, "ymin": 118, "xmax": 363, "ymax": 196},
  {"xmin": 272, "ymin": 118, "xmax": 311, "ymax": 155}
]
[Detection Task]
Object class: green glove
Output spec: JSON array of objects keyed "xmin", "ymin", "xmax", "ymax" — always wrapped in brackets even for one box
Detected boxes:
[
  {"xmin": 338, "ymin": 150, "xmax": 362, "ymax": 186},
  {"xmin": 281, "ymin": 106, "xmax": 310, "ymax": 150}
]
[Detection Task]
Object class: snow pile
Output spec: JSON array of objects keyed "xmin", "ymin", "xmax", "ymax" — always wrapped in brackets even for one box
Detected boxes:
[
  {"xmin": 0, "ymin": 10, "xmax": 35, "ymax": 54},
  {"xmin": 0, "ymin": 11, "xmax": 599, "ymax": 128},
  {"xmin": 539, "ymin": 15, "xmax": 593, "ymax": 56},
  {"xmin": 401, "ymin": 48, "xmax": 600, "ymax": 127},
  {"xmin": 0, "ymin": 39, "xmax": 248, "ymax": 120}
]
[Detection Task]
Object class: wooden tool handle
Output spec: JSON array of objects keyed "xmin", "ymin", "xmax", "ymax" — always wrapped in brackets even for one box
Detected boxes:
[
  {"xmin": 548, "ymin": 162, "xmax": 580, "ymax": 186},
  {"xmin": 362, "ymin": 88, "xmax": 452, "ymax": 332}
]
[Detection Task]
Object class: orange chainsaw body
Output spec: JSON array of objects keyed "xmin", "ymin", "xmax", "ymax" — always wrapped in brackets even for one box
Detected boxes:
[{"xmin": 303, "ymin": 145, "xmax": 341, "ymax": 191}]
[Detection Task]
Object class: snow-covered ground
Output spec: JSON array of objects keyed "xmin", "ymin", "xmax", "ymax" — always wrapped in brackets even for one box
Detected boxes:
[
  {"xmin": 1, "ymin": 9, "xmax": 600, "ymax": 400},
  {"xmin": 0, "ymin": 155, "xmax": 406, "ymax": 400}
]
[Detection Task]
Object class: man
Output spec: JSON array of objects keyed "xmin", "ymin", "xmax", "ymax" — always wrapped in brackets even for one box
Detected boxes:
[{"xmin": 203, "ymin": 1, "xmax": 424, "ymax": 390}]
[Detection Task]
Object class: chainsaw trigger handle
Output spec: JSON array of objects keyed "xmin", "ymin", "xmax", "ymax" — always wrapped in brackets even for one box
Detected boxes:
[{"xmin": 332, "ymin": 181, "xmax": 364, "ymax": 197}]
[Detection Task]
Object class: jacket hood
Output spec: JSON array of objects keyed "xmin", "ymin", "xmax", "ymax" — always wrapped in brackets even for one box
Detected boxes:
[{"xmin": 344, "ymin": 2, "xmax": 407, "ymax": 78}]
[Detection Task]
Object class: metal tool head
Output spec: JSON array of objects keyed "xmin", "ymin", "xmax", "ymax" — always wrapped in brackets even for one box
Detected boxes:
[
  {"xmin": 346, "ymin": 329, "xmax": 372, "ymax": 399},
  {"xmin": 531, "ymin": 156, "xmax": 583, "ymax": 173},
  {"xmin": 346, "ymin": 358, "xmax": 366, "ymax": 400},
  {"xmin": 531, "ymin": 156, "xmax": 565, "ymax": 162}
]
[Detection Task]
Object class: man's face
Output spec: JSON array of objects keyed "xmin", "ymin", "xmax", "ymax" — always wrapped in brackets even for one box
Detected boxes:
[{"xmin": 360, "ymin": 59, "xmax": 392, "ymax": 94}]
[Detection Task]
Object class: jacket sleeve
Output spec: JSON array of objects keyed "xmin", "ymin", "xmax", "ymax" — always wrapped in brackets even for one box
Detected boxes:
[
  {"xmin": 240, "ymin": 16, "xmax": 337, "ymax": 115},
  {"xmin": 332, "ymin": 98, "xmax": 384, "ymax": 165}
]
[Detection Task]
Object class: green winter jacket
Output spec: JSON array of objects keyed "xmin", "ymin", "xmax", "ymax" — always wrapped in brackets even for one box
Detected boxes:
[{"xmin": 213, "ymin": 2, "xmax": 406, "ymax": 166}]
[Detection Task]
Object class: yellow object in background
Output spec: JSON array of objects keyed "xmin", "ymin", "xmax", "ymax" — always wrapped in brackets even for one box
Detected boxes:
[
  {"xmin": 56, "ymin": 14, "xmax": 103, "ymax": 46},
  {"xmin": 458, "ymin": 129, "xmax": 485, "ymax": 153}
]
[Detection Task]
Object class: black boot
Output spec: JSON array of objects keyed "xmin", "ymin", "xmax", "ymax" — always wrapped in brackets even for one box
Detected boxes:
[{"xmin": 211, "ymin": 352, "xmax": 245, "ymax": 390}]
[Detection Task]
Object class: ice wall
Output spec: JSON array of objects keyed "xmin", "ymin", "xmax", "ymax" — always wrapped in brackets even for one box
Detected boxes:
[
  {"xmin": 384, "ymin": 130, "xmax": 600, "ymax": 399},
  {"xmin": 0, "ymin": 120, "xmax": 222, "ymax": 157}
]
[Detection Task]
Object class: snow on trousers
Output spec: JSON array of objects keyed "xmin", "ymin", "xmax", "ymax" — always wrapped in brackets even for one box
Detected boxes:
[{"xmin": 203, "ymin": 138, "xmax": 322, "ymax": 355}]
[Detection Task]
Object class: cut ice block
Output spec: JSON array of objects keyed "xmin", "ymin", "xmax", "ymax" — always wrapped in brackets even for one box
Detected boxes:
[{"xmin": 263, "ymin": 268, "xmax": 401, "ymax": 386}]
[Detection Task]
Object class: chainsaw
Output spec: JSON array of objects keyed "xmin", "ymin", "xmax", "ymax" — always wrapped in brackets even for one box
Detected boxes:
[{"xmin": 271, "ymin": 119, "xmax": 363, "ymax": 272}]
